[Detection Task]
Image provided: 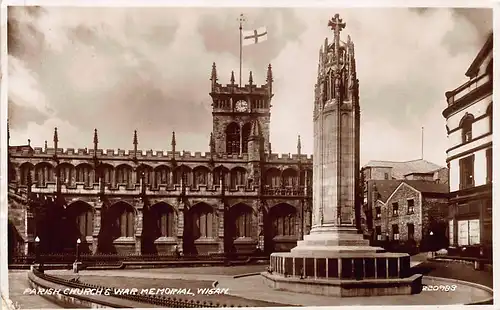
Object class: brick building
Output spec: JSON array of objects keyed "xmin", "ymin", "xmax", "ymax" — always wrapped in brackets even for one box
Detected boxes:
[
  {"xmin": 7, "ymin": 64, "xmax": 314, "ymax": 258},
  {"xmin": 443, "ymin": 32, "xmax": 493, "ymax": 250},
  {"xmin": 360, "ymin": 159, "xmax": 448, "ymax": 239},
  {"xmin": 370, "ymin": 180, "xmax": 448, "ymax": 249}
]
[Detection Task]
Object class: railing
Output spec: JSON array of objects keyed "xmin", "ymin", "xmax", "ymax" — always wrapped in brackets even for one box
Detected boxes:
[
  {"xmin": 11, "ymin": 252, "xmax": 265, "ymax": 265},
  {"xmin": 446, "ymin": 73, "xmax": 491, "ymax": 107},
  {"xmin": 31, "ymin": 267, "xmax": 247, "ymax": 308},
  {"xmin": 262, "ymin": 186, "xmax": 311, "ymax": 196}
]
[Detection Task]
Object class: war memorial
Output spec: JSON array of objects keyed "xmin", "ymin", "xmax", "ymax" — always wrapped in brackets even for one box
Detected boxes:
[{"xmin": 262, "ymin": 14, "xmax": 423, "ymax": 297}]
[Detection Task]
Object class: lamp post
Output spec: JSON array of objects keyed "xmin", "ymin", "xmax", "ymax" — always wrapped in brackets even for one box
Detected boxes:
[
  {"xmin": 74, "ymin": 238, "xmax": 81, "ymax": 273},
  {"xmin": 429, "ymin": 231, "xmax": 435, "ymax": 259},
  {"xmin": 34, "ymin": 236, "xmax": 40, "ymax": 264},
  {"xmin": 35, "ymin": 236, "xmax": 44, "ymax": 273}
]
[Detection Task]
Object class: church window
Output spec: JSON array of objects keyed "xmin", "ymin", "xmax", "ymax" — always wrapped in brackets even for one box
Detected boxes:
[
  {"xmin": 193, "ymin": 205, "xmax": 214, "ymax": 238},
  {"xmin": 158, "ymin": 210, "xmax": 174, "ymax": 237},
  {"xmin": 234, "ymin": 206, "xmax": 252, "ymax": 238},
  {"xmin": 226, "ymin": 122, "xmax": 240, "ymax": 154},
  {"xmin": 241, "ymin": 122, "xmax": 252, "ymax": 153},
  {"xmin": 271, "ymin": 204, "xmax": 297, "ymax": 236},
  {"xmin": 230, "ymin": 168, "xmax": 246, "ymax": 190}
]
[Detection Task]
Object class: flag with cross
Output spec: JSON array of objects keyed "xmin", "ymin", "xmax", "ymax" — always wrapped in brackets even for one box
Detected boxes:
[{"xmin": 242, "ymin": 26, "xmax": 268, "ymax": 46}]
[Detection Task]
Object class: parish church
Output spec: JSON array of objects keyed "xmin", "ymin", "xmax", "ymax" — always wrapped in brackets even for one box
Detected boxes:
[{"xmin": 8, "ymin": 64, "xmax": 317, "ymax": 257}]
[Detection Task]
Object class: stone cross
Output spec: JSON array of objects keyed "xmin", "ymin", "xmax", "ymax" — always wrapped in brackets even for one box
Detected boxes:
[{"xmin": 328, "ymin": 14, "xmax": 346, "ymax": 70}]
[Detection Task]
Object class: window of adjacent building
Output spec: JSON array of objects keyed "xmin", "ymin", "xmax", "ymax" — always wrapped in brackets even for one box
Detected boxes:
[
  {"xmin": 384, "ymin": 173, "xmax": 389, "ymax": 180},
  {"xmin": 392, "ymin": 224, "xmax": 400, "ymax": 241},
  {"xmin": 375, "ymin": 226, "xmax": 382, "ymax": 241},
  {"xmin": 486, "ymin": 148, "xmax": 492, "ymax": 183},
  {"xmin": 375, "ymin": 207, "xmax": 381, "ymax": 219},
  {"xmin": 457, "ymin": 219, "xmax": 480, "ymax": 246},
  {"xmin": 461, "ymin": 114, "xmax": 474, "ymax": 143},
  {"xmin": 487, "ymin": 104, "xmax": 493, "ymax": 134},
  {"xmin": 449, "ymin": 220, "xmax": 454, "ymax": 246},
  {"xmin": 459, "ymin": 155, "xmax": 475, "ymax": 189},
  {"xmin": 407, "ymin": 199, "xmax": 415, "ymax": 214},
  {"xmin": 407, "ymin": 223, "xmax": 415, "ymax": 240},
  {"xmin": 392, "ymin": 202, "xmax": 399, "ymax": 216}
]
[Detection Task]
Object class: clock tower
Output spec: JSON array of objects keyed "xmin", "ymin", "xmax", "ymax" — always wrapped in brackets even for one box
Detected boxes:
[{"xmin": 209, "ymin": 63, "xmax": 273, "ymax": 155}]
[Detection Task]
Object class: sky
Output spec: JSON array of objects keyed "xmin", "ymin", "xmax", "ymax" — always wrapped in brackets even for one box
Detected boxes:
[{"xmin": 7, "ymin": 6, "xmax": 493, "ymax": 166}]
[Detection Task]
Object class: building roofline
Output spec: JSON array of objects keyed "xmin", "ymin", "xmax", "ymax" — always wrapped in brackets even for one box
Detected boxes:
[{"xmin": 465, "ymin": 32, "xmax": 493, "ymax": 78}]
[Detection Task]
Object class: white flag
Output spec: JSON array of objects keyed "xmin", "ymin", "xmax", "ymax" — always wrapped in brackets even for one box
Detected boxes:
[{"xmin": 242, "ymin": 27, "xmax": 268, "ymax": 46}]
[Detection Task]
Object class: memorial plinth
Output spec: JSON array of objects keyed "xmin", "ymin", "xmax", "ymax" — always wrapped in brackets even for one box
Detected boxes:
[
  {"xmin": 262, "ymin": 13, "xmax": 423, "ymax": 297},
  {"xmin": 263, "ymin": 226, "xmax": 422, "ymax": 296}
]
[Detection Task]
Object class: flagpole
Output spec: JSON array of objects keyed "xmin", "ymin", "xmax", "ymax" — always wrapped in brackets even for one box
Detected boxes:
[{"xmin": 239, "ymin": 14, "xmax": 244, "ymax": 86}]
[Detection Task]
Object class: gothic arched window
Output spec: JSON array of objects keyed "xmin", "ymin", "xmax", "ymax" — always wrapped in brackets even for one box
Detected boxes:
[
  {"xmin": 241, "ymin": 122, "xmax": 252, "ymax": 153},
  {"xmin": 226, "ymin": 122, "xmax": 240, "ymax": 154}
]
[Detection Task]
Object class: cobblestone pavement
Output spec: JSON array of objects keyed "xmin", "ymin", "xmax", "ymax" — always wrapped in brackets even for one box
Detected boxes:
[{"xmin": 8, "ymin": 270, "xmax": 63, "ymax": 309}]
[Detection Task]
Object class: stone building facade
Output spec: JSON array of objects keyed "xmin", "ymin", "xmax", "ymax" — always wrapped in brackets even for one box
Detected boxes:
[
  {"xmin": 7, "ymin": 64, "xmax": 313, "ymax": 257},
  {"xmin": 443, "ymin": 32, "xmax": 493, "ymax": 250},
  {"xmin": 361, "ymin": 159, "xmax": 447, "ymax": 239},
  {"xmin": 371, "ymin": 180, "xmax": 448, "ymax": 248}
]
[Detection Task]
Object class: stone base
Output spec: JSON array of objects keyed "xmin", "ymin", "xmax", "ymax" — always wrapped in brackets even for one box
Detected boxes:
[
  {"xmin": 263, "ymin": 226, "xmax": 423, "ymax": 297},
  {"xmin": 262, "ymin": 272, "xmax": 423, "ymax": 297}
]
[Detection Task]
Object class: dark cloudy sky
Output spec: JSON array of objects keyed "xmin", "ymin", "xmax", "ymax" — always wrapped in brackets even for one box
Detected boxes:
[{"xmin": 7, "ymin": 6, "xmax": 492, "ymax": 166}]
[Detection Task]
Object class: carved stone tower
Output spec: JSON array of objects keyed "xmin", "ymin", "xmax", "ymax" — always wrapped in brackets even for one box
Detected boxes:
[
  {"xmin": 209, "ymin": 63, "xmax": 273, "ymax": 156},
  {"xmin": 313, "ymin": 14, "xmax": 360, "ymax": 229},
  {"xmin": 263, "ymin": 14, "xmax": 423, "ymax": 297}
]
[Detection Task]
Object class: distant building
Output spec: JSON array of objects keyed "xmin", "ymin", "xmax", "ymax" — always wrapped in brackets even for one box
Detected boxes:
[
  {"xmin": 442, "ymin": 32, "xmax": 493, "ymax": 250},
  {"xmin": 361, "ymin": 159, "xmax": 448, "ymax": 240},
  {"xmin": 370, "ymin": 180, "xmax": 448, "ymax": 248}
]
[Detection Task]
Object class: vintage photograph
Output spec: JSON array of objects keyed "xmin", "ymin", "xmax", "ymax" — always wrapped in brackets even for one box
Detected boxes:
[{"xmin": 4, "ymin": 4, "xmax": 494, "ymax": 308}]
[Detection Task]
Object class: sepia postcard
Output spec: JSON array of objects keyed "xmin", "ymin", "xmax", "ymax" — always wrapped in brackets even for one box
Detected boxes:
[{"xmin": 1, "ymin": 1, "xmax": 496, "ymax": 309}]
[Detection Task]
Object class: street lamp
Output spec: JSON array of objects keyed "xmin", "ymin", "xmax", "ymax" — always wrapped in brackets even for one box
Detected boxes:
[
  {"xmin": 34, "ymin": 236, "xmax": 44, "ymax": 273},
  {"xmin": 76, "ymin": 238, "xmax": 81, "ymax": 262},
  {"xmin": 34, "ymin": 236, "xmax": 40, "ymax": 263},
  {"xmin": 429, "ymin": 231, "xmax": 435, "ymax": 259},
  {"xmin": 74, "ymin": 238, "xmax": 81, "ymax": 274}
]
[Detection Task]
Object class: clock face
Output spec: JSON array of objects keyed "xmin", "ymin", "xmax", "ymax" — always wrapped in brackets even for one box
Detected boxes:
[{"xmin": 235, "ymin": 100, "xmax": 249, "ymax": 112}]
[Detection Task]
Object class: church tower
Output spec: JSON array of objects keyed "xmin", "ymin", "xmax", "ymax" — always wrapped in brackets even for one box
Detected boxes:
[
  {"xmin": 209, "ymin": 63, "xmax": 273, "ymax": 156},
  {"xmin": 313, "ymin": 14, "xmax": 360, "ymax": 229}
]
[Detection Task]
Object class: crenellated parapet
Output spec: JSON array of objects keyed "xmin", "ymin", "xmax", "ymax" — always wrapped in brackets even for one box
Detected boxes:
[
  {"xmin": 9, "ymin": 146, "xmax": 312, "ymax": 164},
  {"xmin": 266, "ymin": 153, "xmax": 313, "ymax": 163}
]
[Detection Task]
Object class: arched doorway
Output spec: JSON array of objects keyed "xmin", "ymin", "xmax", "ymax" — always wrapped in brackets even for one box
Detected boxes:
[
  {"xmin": 265, "ymin": 203, "xmax": 298, "ymax": 253},
  {"xmin": 143, "ymin": 202, "xmax": 176, "ymax": 254},
  {"xmin": 98, "ymin": 201, "xmax": 135, "ymax": 254},
  {"xmin": 184, "ymin": 203, "xmax": 216, "ymax": 255},
  {"xmin": 66, "ymin": 200, "xmax": 94, "ymax": 254},
  {"xmin": 225, "ymin": 203, "xmax": 254, "ymax": 253}
]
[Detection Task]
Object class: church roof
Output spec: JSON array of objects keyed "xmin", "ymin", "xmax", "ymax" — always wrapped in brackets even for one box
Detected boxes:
[{"xmin": 363, "ymin": 159, "xmax": 443, "ymax": 179}]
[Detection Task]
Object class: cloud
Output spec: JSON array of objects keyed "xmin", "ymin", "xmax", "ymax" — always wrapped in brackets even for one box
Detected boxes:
[{"xmin": 8, "ymin": 7, "xmax": 491, "ymax": 167}]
